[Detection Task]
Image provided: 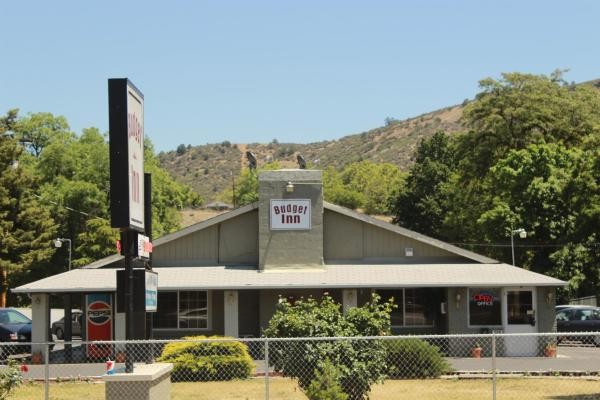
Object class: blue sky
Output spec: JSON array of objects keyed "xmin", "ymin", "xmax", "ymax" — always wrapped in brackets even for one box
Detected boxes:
[{"xmin": 2, "ymin": 1, "xmax": 599, "ymax": 152}]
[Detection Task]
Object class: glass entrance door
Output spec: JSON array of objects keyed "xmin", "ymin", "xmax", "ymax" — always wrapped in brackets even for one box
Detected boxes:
[{"xmin": 504, "ymin": 288, "xmax": 537, "ymax": 356}]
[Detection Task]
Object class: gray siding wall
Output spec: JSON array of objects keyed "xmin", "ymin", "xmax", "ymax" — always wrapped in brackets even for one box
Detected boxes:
[
  {"xmin": 324, "ymin": 210, "xmax": 466, "ymax": 262},
  {"xmin": 219, "ymin": 211, "xmax": 259, "ymax": 264},
  {"xmin": 154, "ymin": 226, "xmax": 219, "ymax": 266},
  {"xmin": 152, "ymin": 211, "xmax": 258, "ymax": 267}
]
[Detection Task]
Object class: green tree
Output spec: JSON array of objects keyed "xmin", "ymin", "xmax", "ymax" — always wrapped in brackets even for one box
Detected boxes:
[
  {"xmin": 390, "ymin": 131, "xmax": 455, "ymax": 238},
  {"xmin": 13, "ymin": 112, "xmax": 72, "ymax": 157},
  {"xmin": 322, "ymin": 167, "xmax": 365, "ymax": 210},
  {"xmin": 339, "ymin": 161, "xmax": 404, "ymax": 214},
  {"xmin": 264, "ymin": 294, "xmax": 393, "ymax": 400},
  {"xmin": 0, "ymin": 133, "xmax": 56, "ymax": 306},
  {"xmin": 459, "ymin": 71, "xmax": 600, "ymax": 178},
  {"xmin": 233, "ymin": 162, "xmax": 280, "ymax": 207}
]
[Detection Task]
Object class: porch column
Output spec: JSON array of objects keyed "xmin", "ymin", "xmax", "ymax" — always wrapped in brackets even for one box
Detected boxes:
[
  {"xmin": 342, "ymin": 289, "xmax": 357, "ymax": 313},
  {"xmin": 31, "ymin": 293, "xmax": 50, "ymax": 357},
  {"xmin": 224, "ymin": 290, "xmax": 239, "ymax": 337}
]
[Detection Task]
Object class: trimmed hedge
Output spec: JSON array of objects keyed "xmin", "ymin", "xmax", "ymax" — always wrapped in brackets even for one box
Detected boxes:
[
  {"xmin": 386, "ymin": 338, "xmax": 452, "ymax": 379},
  {"xmin": 157, "ymin": 336, "xmax": 254, "ymax": 382}
]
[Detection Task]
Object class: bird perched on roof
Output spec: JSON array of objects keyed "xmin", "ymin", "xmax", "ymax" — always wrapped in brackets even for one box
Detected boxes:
[
  {"xmin": 297, "ymin": 154, "xmax": 306, "ymax": 169},
  {"xmin": 246, "ymin": 151, "xmax": 257, "ymax": 170}
]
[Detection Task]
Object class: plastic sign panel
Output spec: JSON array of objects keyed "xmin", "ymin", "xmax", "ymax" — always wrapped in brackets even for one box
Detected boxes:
[
  {"xmin": 145, "ymin": 271, "xmax": 158, "ymax": 312},
  {"xmin": 137, "ymin": 234, "xmax": 152, "ymax": 260},
  {"xmin": 270, "ymin": 199, "xmax": 311, "ymax": 230},
  {"xmin": 86, "ymin": 293, "xmax": 113, "ymax": 358},
  {"xmin": 109, "ymin": 78, "xmax": 145, "ymax": 232}
]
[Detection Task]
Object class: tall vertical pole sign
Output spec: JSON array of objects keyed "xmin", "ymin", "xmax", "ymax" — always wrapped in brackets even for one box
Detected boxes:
[{"xmin": 108, "ymin": 78, "xmax": 145, "ymax": 372}]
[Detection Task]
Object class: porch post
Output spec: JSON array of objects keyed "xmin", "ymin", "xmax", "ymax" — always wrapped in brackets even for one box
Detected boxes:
[
  {"xmin": 224, "ymin": 290, "xmax": 239, "ymax": 337},
  {"xmin": 342, "ymin": 289, "xmax": 357, "ymax": 313},
  {"xmin": 31, "ymin": 293, "xmax": 50, "ymax": 356}
]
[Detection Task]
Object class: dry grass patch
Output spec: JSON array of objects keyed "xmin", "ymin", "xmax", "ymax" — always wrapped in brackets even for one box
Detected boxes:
[
  {"xmin": 370, "ymin": 378, "xmax": 600, "ymax": 400},
  {"xmin": 12, "ymin": 378, "xmax": 305, "ymax": 400},
  {"xmin": 11, "ymin": 377, "xmax": 600, "ymax": 400}
]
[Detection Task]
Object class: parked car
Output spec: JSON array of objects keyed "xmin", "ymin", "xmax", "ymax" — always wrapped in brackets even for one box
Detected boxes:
[
  {"xmin": 0, "ymin": 308, "xmax": 32, "ymax": 358},
  {"xmin": 555, "ymin": 306, "xmax": 600, "ymax": 346},
  {"xmin": 52, "ymin": 311, "xmax": 83, "ymax": 340},
  {"xmin": 555, "ymin": 304, "xmax": 594, "ymax": 312}
]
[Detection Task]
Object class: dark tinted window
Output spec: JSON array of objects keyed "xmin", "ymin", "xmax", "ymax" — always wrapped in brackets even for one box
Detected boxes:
[
  {"xmin": 378, "ymin": 290, "xmax": 403, "ymax": 326},
  {"xmin": 153, "ymin": 292, "xmax": 177, "ymax": 329},
  {"xmin": 469, "ymin": 288, "xmax": 501, "ymax": 326}
]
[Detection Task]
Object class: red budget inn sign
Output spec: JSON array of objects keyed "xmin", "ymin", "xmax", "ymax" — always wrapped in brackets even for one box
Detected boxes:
[{"xmin": 270, "ymin": 199, "xmax": 311, "ymax": 230}]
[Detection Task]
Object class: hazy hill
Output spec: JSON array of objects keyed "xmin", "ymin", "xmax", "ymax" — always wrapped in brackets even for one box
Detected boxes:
[{"xmin": 159, "ymin": 104, "xmax": 465, "ymax": 203}]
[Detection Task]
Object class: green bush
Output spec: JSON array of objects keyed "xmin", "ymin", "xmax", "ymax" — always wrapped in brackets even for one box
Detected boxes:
[
  {"xmin": 386, "ymin": 338, "xmax": 452, "ymax": 379},
  {"xmin": 264, "ymin": 294, "xmax": 394, "ymax": 400},
  {"xmin": 306, "ymin": 360, "xmax": 348, "ymax": 400},
  {"xmin": 0, "ymin": 360, "xmax": 23, "ymax": 399},
  {"xmin": 157, "ymin": 336, "xmax": 254, "ymax": 382}
]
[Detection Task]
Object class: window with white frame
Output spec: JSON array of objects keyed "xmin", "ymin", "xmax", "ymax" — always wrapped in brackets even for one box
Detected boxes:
[
  {"xmin": 153, "ymin": 291, "xmax": 209, "ymax": 329},
  {"xmin": 378, "ymin": 288, "xmax": 435, "ymax": 327}
]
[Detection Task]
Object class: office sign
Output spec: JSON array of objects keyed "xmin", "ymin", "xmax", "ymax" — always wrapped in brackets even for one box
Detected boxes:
[
  {"xmin": 145, "ymin": 270, "xmax": 158, "ymax": 312},
  {"xmin": 109, "ymin": 78, "xmax": 145, "ymax": 232},
  {"xmin": 270, "ymin": 199, "xmax": 311, "ymax": 230},
  {"xmin": 86, "ymin": 293, "xmax": 113, "ymax": 358}
]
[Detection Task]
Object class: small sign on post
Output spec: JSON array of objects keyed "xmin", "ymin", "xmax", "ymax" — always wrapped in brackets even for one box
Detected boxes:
[
  {"xmin": 137, "ymin": 234, "xmax": 152, "ymax": 260},
  {"xmin": 145, "ymin": 271, "xmax": 158, "ymax": 312}
]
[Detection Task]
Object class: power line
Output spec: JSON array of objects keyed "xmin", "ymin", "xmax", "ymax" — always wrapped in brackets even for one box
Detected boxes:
[
  {"xmin": 452, "ymin": 242, "xmax": 600, "ymax": 248},
  {"xmin": 32, "ymin": 193, "xmax": 108, "ymax": 222}
]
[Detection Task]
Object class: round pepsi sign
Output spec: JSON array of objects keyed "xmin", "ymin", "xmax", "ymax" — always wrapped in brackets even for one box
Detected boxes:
[{"xmin": 88, "ymin": 301, "xmax": 112, "ymax": 326}]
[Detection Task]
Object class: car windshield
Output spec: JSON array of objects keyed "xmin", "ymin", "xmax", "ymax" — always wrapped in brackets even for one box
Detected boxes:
[{"xmin": 0, "ymin": 310, "xmax": 31, "ymax": 324}]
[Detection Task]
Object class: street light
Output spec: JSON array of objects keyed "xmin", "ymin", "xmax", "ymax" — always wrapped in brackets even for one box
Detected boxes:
[
  {"xmin": 54, "ymin": 238, "xmax": 72, "ymax": 271},
  {"xmin": 510, "ymin": 227, "xmax": 527, "ymax": 266}
]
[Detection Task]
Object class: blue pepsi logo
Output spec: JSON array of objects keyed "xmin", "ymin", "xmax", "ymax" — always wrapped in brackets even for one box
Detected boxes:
[{"xmin": 88, "ymin": 301, "xmax": 111, "ymax": 326}]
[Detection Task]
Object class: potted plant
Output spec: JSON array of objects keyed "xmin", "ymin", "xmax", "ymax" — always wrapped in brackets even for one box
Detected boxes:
[
  {"xmin": 115, "ymin": 351, "xmax": 127, "ymax": 363},
  {"xmin": 30, "ymin": 351, "xmax": 43, "ymax": 365},
  {"xmin": 471, "ymin": 343, "xmax": 482, "ymax": 358},
  {"xmin": 544, "ymin": 342, "xmax": 557, "ymax": 358}
]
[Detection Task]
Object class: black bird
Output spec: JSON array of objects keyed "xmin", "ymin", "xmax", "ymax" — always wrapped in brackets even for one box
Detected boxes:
[
  {"xmin": 297, "ymin": 154, "xmax": 306, "ymax": 169},
  {"xmin": 246, "ymin": 151, "xmax": 257, "ymax": 170}
]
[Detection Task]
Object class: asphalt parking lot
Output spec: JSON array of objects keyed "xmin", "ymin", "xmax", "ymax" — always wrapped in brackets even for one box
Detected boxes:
[{"xmin": 450, "ymin": 344, "xmax": 600, "ymax": 373}]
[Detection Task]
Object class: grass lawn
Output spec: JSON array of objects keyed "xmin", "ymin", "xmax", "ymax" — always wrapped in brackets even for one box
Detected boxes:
[{"xmin": 11, "ymin": 377, "xmax": 600, "ymax": 399}]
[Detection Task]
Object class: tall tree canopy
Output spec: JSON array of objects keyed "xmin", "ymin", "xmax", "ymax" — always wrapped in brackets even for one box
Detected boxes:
[
  {"xmin": 0, "ymin": 114, "xmax": 57, "ymax": 306},
  {"xmin": 390, "ymin": 72, "xmax": 600, "ymax": 300},
  {"xmin": 1, "ymin": 110, "xmax": 202, "ymax": 304}
]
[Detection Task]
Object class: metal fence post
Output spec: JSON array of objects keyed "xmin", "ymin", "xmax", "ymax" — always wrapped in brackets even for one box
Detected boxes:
[
  {"xmin": 264, "ymin": 337, "xmax": 270, "ymax": 400},
  {"xmin": 44, "ymin": 343, "xmax": 50, "ymax": 400},
  {"xmin": 492, "ymin": 332, "xmax": 497, "ymax": 400}
]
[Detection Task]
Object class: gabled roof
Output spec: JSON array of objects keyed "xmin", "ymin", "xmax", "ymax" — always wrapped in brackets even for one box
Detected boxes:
[
  {"xmin": 80, "ymin": 200, "xmax": 496, "ymax": 270},
  {"xmin": 153, "ymin": 202, "xmax": 259, "ymax": 247},
  {"xmin": 323, "ymin": 202, "xmax": 498, "ymax": 264}
]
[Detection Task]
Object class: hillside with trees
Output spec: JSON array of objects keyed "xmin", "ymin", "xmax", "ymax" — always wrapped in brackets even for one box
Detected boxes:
[
  {"xmin": 390, "ymin": 71, "xmax": 600, "ymax": 301},
  {"xmin": 158, "ymin": 105, "xmax": 463, "ymax": 203}
]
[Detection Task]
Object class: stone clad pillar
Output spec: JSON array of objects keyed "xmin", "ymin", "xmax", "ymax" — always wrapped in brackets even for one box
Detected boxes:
[{"xmin": 258, "ymin": 170, "xmax": 324, "ymax": 270}]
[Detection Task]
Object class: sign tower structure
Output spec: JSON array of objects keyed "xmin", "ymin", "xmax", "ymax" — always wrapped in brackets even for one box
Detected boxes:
[{"xmin": 108, "ymin": 78, "xmax": 154, "ymax": 372}]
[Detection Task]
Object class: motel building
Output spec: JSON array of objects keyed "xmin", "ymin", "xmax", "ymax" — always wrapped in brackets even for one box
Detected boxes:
[{"xmin": 14, "ymin": 169, "xmax": 565, "ymax": 357}]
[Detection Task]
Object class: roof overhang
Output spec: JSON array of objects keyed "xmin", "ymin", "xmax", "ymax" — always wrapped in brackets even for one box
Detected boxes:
[{"xmin": 12, "ymin": 264, "xmax": 566, "ymax": 294}]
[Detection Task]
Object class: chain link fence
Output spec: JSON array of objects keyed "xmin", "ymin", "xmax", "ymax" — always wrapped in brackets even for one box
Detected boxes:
[{"xmin": 0, "ymin": 332, "xmax": 599, "ymax": 399}]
